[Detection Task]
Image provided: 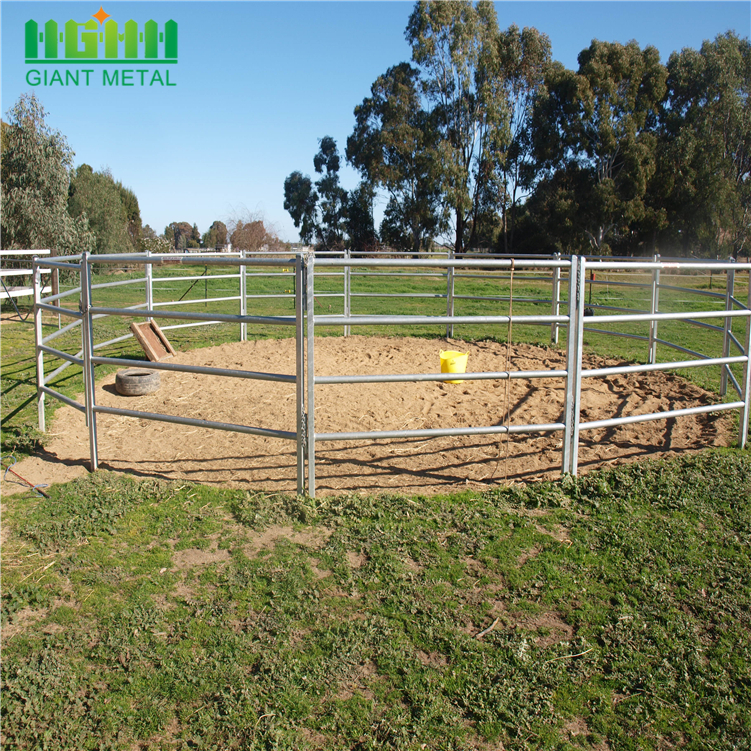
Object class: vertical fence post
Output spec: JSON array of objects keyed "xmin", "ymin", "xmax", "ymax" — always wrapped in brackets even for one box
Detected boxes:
[
  {"xmin": 446, "ymin": 249, "xmax": 455, "ymax": 339},
  {"xmin": 145, "ymin": 249, "xmax": 153, "ymax": 320},
  {"xmin": 720, "ymin": 260, "xmax": 735, "ymax": 396},
  {"xmin": 739, "ymin": 271, "xmax": 751, "ymax": 450},
  {"xmin": 80, "ymin": 253, "xmax": 99, "ymax": 471},
  {"xmin": 562, "ymin": 256, "xmax": 585, "ymax": 475},
  {"xmin": 551, "ymin": 252, "xmax": 561, "ymax": 345},
  {"xmin": 33, "ymin": 263, "xmax": 46, "ymax": 433},
  {"xmin": 648, "ymin": 253, "xmax": 661, "ymax": 364},
  {"xmin": 240, "ymin": 249, "xmax": 247, "ymax": 342},
  {"xmin": 306, "ymin": 253, "xmax": 316, "ymax": 497},
  {"xmin": 295, "ymin": 255, "xmax": 305, "ymax": 495},
  {"xmin": 344, "ymin": 247, "xmax": 351, "ymax": 337}
]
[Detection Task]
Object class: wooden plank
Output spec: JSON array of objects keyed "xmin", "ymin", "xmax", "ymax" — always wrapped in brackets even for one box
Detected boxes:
[{"xmin": 129, "ymin": 320, "xmax": 176, "ymax": 361}]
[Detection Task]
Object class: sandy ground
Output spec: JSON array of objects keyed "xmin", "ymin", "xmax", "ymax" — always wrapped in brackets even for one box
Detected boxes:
[{"xmin": 3, "ymin": 336, "xmax": 733, "ymax": 497}]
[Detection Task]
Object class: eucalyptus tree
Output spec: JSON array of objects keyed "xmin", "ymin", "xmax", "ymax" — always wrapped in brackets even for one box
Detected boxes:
[
  {"xmin": 283, "ymin": 171, "xmax": 318, "ymax": 245},
  {"xmin": 489, "ymin": 24, "xmax": 551, "ymax": 253},
  {"xmin": 313, "ymin": 136, "xmax": 349, "ymax": 252},
  {"xmin": 661, "ymin": 32, "xmax": 751, "ymax": 257},
  {"xmin": 347, "ymin": 62, "xmax": 444, "ymax": 253},
  {"xmin": 346, "ymin": 182, "xmax": 378, "ymax": 253},
  {"xmin": 532, "ymin": 40, "xmax": 667, "ymax": 255},
  {"xmin": 284, "ymin": 137, "xmax": 349, "ymax": 251},
  {"xmin": 1, "ymin": 93, "xmax": 93, "ymax": 255},
  {"xmin": 406, "ymin": 0, "xmax": 505, "ymax": 252}
]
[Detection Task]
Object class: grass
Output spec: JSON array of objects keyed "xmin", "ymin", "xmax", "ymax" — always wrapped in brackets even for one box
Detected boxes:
[
  {"xmin": 1, "ymin": 451, "xmax": 750, "ymax": 749},
  {"xmin": 2, "ymin": 259, "xmax": 750, "ymax": 748}
]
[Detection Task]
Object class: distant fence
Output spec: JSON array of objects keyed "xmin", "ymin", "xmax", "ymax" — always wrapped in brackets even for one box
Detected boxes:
[
  {"xmin": 32, "ymin": 250, "xmax": 751, "ymax": 497},
  {"xmin": 1, "ymin": 249, "xmax": 52, "ymax": 300}
]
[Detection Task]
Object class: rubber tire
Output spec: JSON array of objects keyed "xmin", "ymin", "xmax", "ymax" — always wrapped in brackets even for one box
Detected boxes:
[{"xmin": 115, "ymin": 368, "xmax": 161, "ymax": 396}]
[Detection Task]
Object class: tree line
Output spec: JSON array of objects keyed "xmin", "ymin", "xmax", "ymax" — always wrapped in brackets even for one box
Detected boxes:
[
  {"xmin": 284, "ymin": 0, "xmax": 750, "ymax": 258},
  {"xmin": 1, "ymin": 94, "xmax": 284, "ymax": 262}
]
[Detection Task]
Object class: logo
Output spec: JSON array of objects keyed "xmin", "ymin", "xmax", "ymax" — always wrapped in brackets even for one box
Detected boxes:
[{"xmin": 24, "ymin": 6, "xmax": 177, "ymax": 87}]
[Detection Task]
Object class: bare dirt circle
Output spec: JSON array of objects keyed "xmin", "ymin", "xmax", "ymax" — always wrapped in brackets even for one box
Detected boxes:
[{"xmin": 6, "ymin": 336, "xmax": 733, "ymax": 496}]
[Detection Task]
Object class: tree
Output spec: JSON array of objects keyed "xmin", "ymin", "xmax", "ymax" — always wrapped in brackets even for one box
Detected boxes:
[
  {"xmin": 531, "ymin": 41, "xmax": 667, "ymax": 255},
  {"xmin": 313, "ymin": 136, "xmax": 349, "ymax": 251},
  {"xmin": 68, "ymin": 165, "xmax": 134, "ymax": 255},
  {"xmin": 406, "ymin": 0, "xmax": 505, "ymax": 252},
  {"xmin": 284, "ymin": 136, "xmax": 349, "ymax": 251},
  {"xmin": 117, "ymin": 182, "xmax": 142, "ymax": 250},
  {"xmin": 347, "ymin": 182, "xmax": 378, "ymax": 253},
  {"xmin": 489, "ymin": 25, "xmax": 551, "ymax": 253},
  {"xmin": 659, "ymin": 32, "xmax": 751, "ymax": 257},
  {"xmin": 1, "ymin": 93, "xmax": 93, "ymax": 255},
  {"xmin": 283, "ymin": 171, "xmax": 318, "ymax": 245},
  {"xmin": 230, "ymin": 219, "xmax": 268, "ymax": 251},
  {"xmin": 202, "ymin": 220, "xmax": 228, "ymax": 249},
  {"xmin": 347, "ymin": 62, "xmax": 444, "ymax": 253},
  {"xmin": 165, "ymin": 221, "xmax": 194, "ymax": 250}
]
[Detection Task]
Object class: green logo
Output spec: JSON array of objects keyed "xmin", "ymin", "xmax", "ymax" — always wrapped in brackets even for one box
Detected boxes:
[{"xmin": 25, "ymin": 5, "xmax": 177, "ymax": 64}]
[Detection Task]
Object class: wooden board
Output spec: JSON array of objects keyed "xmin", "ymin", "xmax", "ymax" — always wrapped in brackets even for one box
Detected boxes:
[{"xmin": 130, "ymin": 320, "xmax": 176, "ymax": 361}]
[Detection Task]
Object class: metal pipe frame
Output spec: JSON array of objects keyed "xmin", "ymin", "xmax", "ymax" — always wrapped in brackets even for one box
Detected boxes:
[
  {"xmin": 80, "ymin": 253, "xmax": 99, "ymax": 471},
  {"xmin": 551, "ymin": 254, "xmax": 561, "ymax": 345},
  {"xmin": 32, "ymin": 253, "xmax": 750, "ymax": 497},
  {"xmin": 316, "ymin": 258, "xmax": 571, "ymax": 269},
  {"xmin": 93, "ymin": 405, "xmax": 296, "ymax": 441},
  {"xmin": 296, "ymin": 257, "xmax": 305, "ymax": 494},
  {"xmin": 580, "ymin": 401, "xmax": 744, "ymax": 432},
  {"xmin": 648, "ymin": 254, "xmax": 661, "ymax": 364},
  {"xmin": 89, "ymin": 305, "xmax": 295, "ymax": 326},
  {"xmin": 90, "ymin": 355, "xmax": 295, "ymax": 384},
  {"xmin": 40, "ymin": 385, "xmax": 86, "ymax": 413},
  {"xmin": 315, "ymin": 369, "xmax": 567, "ymax": 385},
  {"xmin": 306, "ymin": 253, "xmax": 316, "ymax": 497},
  {"xmin": 446, "ymin": 249, "xmax": 455, "ymax": 338},
  {"xmin": 240, "ymin": 249, "xmax": 248, "ymax": 342},
  {"xmin": 85, "ymin": 253, "xmax": 296, "ymax": 267},
  {"xmin": 313, "ymin": 314, "xmax": 568, "ymax": 326},
  {"xmin": 582, "ymin": 355, "xmax": 747, "ymax": 379},
  {"xmin": 33, "ymin": 265, "xmax": 46, "ymax": 433},
  {"xmin": 740, "ymin": 276, "xmax": 751, "ymax": 449},
  {"xmin": 315, "ymin": 422, "xmax": 566, "ymax": 443},
  {"xmin": 721, "ymin": 266, "xmax": 735, "ymax": 395}
]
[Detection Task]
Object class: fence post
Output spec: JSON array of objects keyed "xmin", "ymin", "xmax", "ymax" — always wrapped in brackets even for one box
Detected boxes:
[
  {"xmin": 344, "ymin": 247, "xmax": 351, "ymax": 337},
  {"xmin": 295, "ymin": 255, "xmax": 305, "ymax": 494},
  {"xmin": 739, "ymin": 270, "xmax": 751, "ymax": 450},
  {"xmin": 720, "ymin": 260, "xmax": 735, "ymax": 396},
  {"xmin": 240, "ymin": 249, "xmax": 247, "ymax": 342},
  {"xmin": 446, "ymin": 249, "xmax": 455, "ymax": 339},
  {"xmin": 80, "ymin": 253, "xmax": 99, "ymax": 471},
  {"xmin": 551, "ymin": 252, "xmax": 561, "ymax": 345},
  {"xmin": 33, "ymin": 263, "xmax": 46, "ymax": 433},
  {"xmin": 145, "ymin": 249, "xmax": 153, "ymax": 321},
  {"xmin": 306, "ymin": 252, "xmax": 316, "ymax": 497},
  {"xmin": 648, "ymin": 253, "xmax": 661, "ymax": 364},
  {"xmin": 562, "ymin": 256, "xmax": 585, "ymax": 475}
]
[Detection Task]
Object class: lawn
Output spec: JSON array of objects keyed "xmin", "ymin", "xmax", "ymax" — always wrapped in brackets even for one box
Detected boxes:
[{"xmin": 1, "ymin": 259, "xmax": 750, "ymax": 749}]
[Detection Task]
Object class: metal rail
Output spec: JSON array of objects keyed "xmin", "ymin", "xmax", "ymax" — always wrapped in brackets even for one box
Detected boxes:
[{"xmin": 31, "ymin": 252, "xmax": 751, "ymax": 497}]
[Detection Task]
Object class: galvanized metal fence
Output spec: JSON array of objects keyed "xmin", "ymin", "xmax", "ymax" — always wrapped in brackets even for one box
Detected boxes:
[{"xmin": 33, "ymin": 251, "xmax": 751, "ymax": 497}]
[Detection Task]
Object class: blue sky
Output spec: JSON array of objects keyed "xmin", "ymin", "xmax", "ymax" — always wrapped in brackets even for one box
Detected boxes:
[{"xmin": 2, "ymin": 1, "xmax": 749, "ymax": 243}]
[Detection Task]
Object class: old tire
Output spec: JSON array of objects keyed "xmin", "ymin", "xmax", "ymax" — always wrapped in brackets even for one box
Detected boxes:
[{"xmin": 115, "ymin": 368, "xmax": 160, "ymax": 396}]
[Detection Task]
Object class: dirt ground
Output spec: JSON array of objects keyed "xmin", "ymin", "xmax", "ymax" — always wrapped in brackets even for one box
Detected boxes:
[{"xmin": 3, "ymin": 336, "xmax": 733, "ymax": 497}]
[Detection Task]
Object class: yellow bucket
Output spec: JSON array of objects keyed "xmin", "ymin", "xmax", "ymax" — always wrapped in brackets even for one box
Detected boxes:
[{"xmin": 440, "ymin": 350, "xmax": 469, "ymax": 384}]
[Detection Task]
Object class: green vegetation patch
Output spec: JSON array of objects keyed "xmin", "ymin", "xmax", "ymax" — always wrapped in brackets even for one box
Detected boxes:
[{"xmin": 2, "ymin": 450, "xmax": 750, "ymax": 749}]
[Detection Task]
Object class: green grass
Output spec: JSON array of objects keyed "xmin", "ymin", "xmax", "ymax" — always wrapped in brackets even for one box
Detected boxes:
[
  {"xmin": 2, "ymin": 261, "xmax": 751, "ymax": 748},
  {"xmin": 1, "ymin": 452, "xmax": 750, "ymax": 749}
]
